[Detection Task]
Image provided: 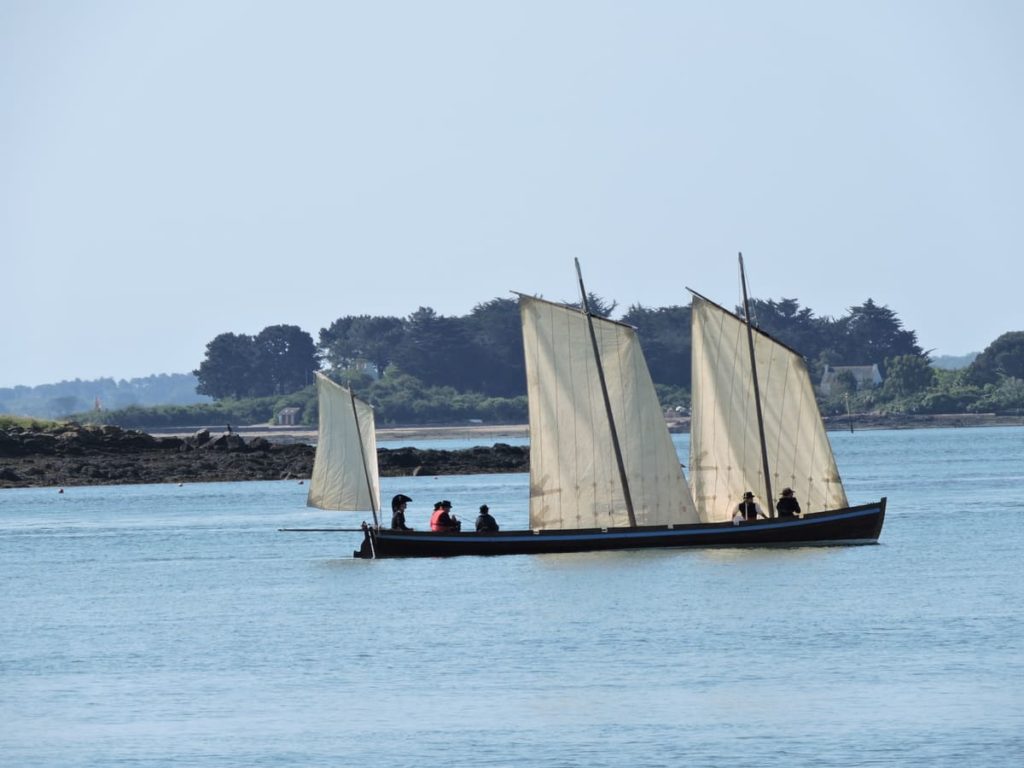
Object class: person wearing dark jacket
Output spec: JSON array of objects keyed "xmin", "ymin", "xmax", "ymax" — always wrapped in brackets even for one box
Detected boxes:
[
  {"xmin": 475, "ymin": 504, "xmax": 499, "ymax": 532},
  {"xmin": 776, "ymin": 488, "xmax": 802, "ymax": 517},
  {"xmin": 391, "ymin": 493, "xmax": 413, "ymax": 530}
]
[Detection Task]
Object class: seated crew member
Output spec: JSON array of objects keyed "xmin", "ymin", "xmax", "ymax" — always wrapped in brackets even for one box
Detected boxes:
[
  {"xmin": 475, "ymin": 504, "xmax": 499, "ymax": 532},
  {"xmin": 429, "ymin": 500, "xmax": 461, "ymax": 532},
  {"xmin": 776, "ymin": 488, "xmax": 801, "ymax": 517},
  {"xmin": 736, "ymin": 491, "xmax": 765, "ymax": 522},
  {"xmin": 390, "ymin": 493, "xmax": 413, "ymax": 530}
]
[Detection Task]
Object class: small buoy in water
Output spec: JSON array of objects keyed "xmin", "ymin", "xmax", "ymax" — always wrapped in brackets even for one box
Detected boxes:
[
  {"xmin": 178, "ymin": 482, "xmax": 184, "ymax": 487},
  {"xmin": 58, "ymin": 488, "xmax": 64, "ymax": 494},
  {"xmin": 298, "ymin": 480, "xmax": 304, "ymax": 485}
]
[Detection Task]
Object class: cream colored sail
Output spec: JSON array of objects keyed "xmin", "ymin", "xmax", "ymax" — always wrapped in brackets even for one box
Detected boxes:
[
  {"xmin": 306, "ymin": 372, "xmax": 380, "ymax": 513},
  {"xmin": 520, "ymin": 295, "xmax": 699, "ymax": 530},
  {"xmin": 689, "ymin": 295, "xmax": 847, "ymax": 522}
]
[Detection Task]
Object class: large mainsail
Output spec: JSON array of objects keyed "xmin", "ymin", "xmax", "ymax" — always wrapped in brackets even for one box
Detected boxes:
[
  {"xmin": 306, "ymin": 372, "xmax": 380, "ymax": 513},
  {"xmin": 520, "ymin": 294, "xmax": 699, "ymax": 530},
  {"xmin": 689, "ymin": 295, "xmax": 847, "ymax": 522}
]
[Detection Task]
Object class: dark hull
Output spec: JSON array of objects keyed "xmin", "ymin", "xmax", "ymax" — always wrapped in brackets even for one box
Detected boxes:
[{"xmin": 354, "ymin": 498, "xmax": 886, "ymax": 559}]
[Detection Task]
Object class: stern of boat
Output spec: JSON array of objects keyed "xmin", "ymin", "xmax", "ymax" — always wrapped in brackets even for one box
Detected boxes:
[{"xmin": 354, "ymin": 523, "xmax": 376, "ymax": 559}]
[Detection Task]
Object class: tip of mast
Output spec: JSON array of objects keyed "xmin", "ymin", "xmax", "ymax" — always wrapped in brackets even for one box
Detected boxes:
[{"xmin": 574, "ymin": 258, "xmax": 590, "ymax": 314}]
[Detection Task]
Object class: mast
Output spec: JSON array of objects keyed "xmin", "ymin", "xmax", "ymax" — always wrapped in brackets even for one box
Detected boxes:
[
  {"xmin": 350, "ymin": 388, "xmax": 379, "ymax": 528},
  {"xmin": 739, "ymin": 253, "xmax": 774, "ymax": 516},
  {"xmin": 574, "ymin": 258, "xmax": 637, "ymax": 527}
]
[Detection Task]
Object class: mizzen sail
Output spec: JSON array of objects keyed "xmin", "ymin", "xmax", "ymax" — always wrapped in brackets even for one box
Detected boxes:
[
  {"xmin": 306, "ymin": 372, "xmax": 380, "ymax": 513},
  {"xmin": 520, "ymin": 294, "xmax": 699, "ymax": 530},
  {"xmin": 689, "ymin": 295, "xmax": 847, "ymax": 522}
]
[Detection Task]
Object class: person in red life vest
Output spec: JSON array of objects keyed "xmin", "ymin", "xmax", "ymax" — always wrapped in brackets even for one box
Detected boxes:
[{"xmin": 430, "ymin": 500, "xmax": 461, "ymax": 532}]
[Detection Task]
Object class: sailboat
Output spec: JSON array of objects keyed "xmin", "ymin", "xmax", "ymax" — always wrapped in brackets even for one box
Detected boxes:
[
  {"xmin": 306, "ymin": 372, "xmax": 381, "ymax": 524},
  {"xmin": 688, "ymin": 259, "xmax": 848, "ymax": 524},
  {"xmin": 353, "ymin": 259, "xmax": 884, "ymax": 558}
]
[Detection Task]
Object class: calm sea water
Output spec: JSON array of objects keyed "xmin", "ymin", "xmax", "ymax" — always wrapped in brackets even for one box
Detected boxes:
[{"xmin": 2, "ymin": 427, "xmax": 1022, "ymax": 767}]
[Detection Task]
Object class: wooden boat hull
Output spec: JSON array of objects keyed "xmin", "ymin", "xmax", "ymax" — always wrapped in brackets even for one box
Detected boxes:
[{"xmin": 354, "ymin": 498, "xmax": 886, "ymax": 559}]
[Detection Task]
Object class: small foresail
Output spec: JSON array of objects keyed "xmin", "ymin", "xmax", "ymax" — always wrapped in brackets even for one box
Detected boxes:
[
  {"xmin": 689, "ymin": 296, "xmax": 847, "ymax": 522},
  {"xmin": 520, "ymin": 294, "xmax": 699, "ymax": 530},
  {"xmin": 306, "ymin": 372, "xmax": 380, "ymax": 513}
]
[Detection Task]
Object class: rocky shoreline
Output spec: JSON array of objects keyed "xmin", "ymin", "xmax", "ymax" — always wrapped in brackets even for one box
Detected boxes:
[
  {"xmin": 0, "ymin": 424, "xmax": 528, "ymax": 490},
  {"xmin": 2, "ymin": 414, "xmax": 1021, "ymax": 490}
]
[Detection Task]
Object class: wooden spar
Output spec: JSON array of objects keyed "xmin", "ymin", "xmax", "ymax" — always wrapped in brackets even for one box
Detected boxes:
[
  {"xmin": 279, "ymin": 527, "xmax": 368, "ymax": 532},
  {"xmin": 349, "ymin": 387, "xmax": 379, "ymax": 529},
  {"xmin": 739, "ymin": 253, "xmax": 774, "ymax": 517},
  {"xmin": 574, "ymin": 258, "xmax": 637, "ymax": 527}
]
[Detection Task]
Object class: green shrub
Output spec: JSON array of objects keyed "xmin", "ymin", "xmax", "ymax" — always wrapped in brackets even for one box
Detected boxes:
[{"xmin": 0, "ymin": 415, "xmax": 63, "ymax": 430}]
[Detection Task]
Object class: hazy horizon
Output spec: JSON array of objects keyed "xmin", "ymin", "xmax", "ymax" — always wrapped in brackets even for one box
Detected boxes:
[{"xmin": 3, "ymin": 1, "xmax": 1022, "ymax": 389}]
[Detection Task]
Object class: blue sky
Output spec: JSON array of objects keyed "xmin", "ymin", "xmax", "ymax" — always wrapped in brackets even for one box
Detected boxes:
[{"xmin": 2, "ymin": 1, "xmax": 1022, "ymax": 388}]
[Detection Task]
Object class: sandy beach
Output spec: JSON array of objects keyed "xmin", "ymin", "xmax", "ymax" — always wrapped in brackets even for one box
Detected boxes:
[
  {"xmin": 148, "ymin": 423, "xmax": 531, "ymax": 443},
  {"xmin": 150, "ymin": 412, "xmax": 1024, "ymax": 444}
]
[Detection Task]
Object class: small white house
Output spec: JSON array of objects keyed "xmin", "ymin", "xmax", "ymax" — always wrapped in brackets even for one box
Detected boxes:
[
  {"xmin": 276, "ymin": 406, "xmax": 302, "ymax": 426},
  {"xmin": 819, "ymin": 364, "xmax": 883, "ymax": 395}
]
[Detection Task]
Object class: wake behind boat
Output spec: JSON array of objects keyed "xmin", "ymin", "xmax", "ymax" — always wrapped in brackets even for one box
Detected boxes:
[{"xmin": 296, "ymin": 257, "xmax": 885, "ymax": 558}]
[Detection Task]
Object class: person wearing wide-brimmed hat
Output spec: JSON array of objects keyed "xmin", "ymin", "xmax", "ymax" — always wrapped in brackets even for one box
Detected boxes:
[
  {"xmin": 776, "ymin": 488, "xmax": 801, "ymax": 518},
  {"xmin": 390, "ymin": 493, "xmax": 413, "ymax": 530},
  {"xmin": 734, "ymin": 490, "xmax": 765, "ymax": 523}
]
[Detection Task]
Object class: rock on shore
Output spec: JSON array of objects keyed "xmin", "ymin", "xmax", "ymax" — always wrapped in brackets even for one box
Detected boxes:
[
  {"xmin": 5, "ymin": 415, "xmax": 1019, "ymax": 490},
  {"xmin": 0, "ymin": 424, "xmax": 528, "ymax": 489}
]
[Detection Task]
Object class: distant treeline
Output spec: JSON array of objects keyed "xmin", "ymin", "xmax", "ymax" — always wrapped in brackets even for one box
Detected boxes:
[
  {"xmin": 1, "ymin": 374, "xmax": 211, "ymax": 420},
  {"xmin": 10, "ymin": 296, "xmax": 1024, "ymax": 426},
  {"xmin": 184, "ymin": 295, "xmax": 1024, "ymax": 424},
  {"xmin": 83, "ymin": 383, "xmax": 529, "ymax": 431},
  {"xmin": 193, "ymin": 295, "xmax": 929, "ymax": 402}
]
